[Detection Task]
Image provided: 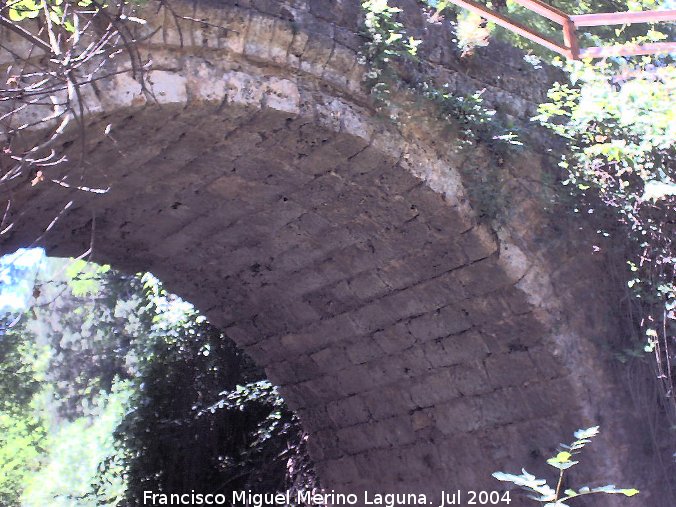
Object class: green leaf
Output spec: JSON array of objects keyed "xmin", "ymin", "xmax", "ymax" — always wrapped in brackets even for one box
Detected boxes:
[
  {"xmin": 385, "ymin": 32, "xmax": 403, "ymax": 44},
  {"xmin": 573, "ymin": 426, "xmax": 599, "ymax": 440},
  {"xmin": 49, "ymin": 9, "xmax": 62, "ymax": 25},
  {"xmin": 546, "ymin": 459, "xmax": 578, "ymax": 470},
  {"xmin": 492, "ymin": 469, "xmax": 555, "ymax": 499},
  {"xmin": 553, "ymin": 451, "xmax": 572, "ymax": 462}
]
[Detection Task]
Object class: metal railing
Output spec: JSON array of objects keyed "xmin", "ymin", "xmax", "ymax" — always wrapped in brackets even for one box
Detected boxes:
[{"xmin": 447, "ymin": 0, "xmax": 676, "ymax": 59}]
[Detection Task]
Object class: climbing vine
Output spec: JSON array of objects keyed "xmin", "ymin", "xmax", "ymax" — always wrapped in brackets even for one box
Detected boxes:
[
  {"xmin": 359, "ymin": 0, "xmax": 519, "ymax": 147},
  {"xmin": 405, "ymin": 0, "xmax": 675, "ymax": 420},
  {"xmin": 533, "ymin": 55, "xmax": 675, "ymax": 415},
  {"xmin": 359, "ymin": 0, "xmax": 675, "ymax": 449},
  {"xmin": 359, "ymin": 0, "xmax": 422, "ymax": 109}
]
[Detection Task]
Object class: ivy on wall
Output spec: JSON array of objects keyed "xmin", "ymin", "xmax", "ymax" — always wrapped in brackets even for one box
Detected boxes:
[
  {"xmin": 359, "ymin": 0, "xmax": 675, "ymax": 422},
  {"xmin": 534, "ymin": 55, "xmax": 674, "ymax": 408},
  {"xmin": 359, "ymin": 0, "xmax": 520, "ymax": 147}
]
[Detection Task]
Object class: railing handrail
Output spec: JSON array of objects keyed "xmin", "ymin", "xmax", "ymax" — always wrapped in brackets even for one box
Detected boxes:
[
  {"xmin": 443, "ymin": 0, "xmax": 676, "ymax": 59},
  {"xmin": 512, "ymin": 0, "xmax": 568, "ymax": 26},
  {"xmin": 571, "ymin": 9, "xmax": 676, "ymax": 28}
]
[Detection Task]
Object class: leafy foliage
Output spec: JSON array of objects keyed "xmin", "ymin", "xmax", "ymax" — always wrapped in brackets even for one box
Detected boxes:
[
  {"xmin": 360, "ymin": 0, "xmax": 422, "ymax": 104},
  {"xmin": 362, "ymin": 0, "xmax": 422, "ymax": 64},
  {"xmin": 0, "ymin": 411, "xmax": 46, "ymax": 506},
  {"xmin": 421, "ymin": 0, "xmax": 675, "ymax": 422},
  {"xmin": 1, "ymin": 257, "xmax": 142, "ymax": 505},
  {"xmin": 417, "ymin": 82, "xmax": 521, "ymax": 147},
  {"xmin": 21, "ymin": 259, "xmax": 140, "ymax": 419},
  {"xmin": 0, "ymin": 257, "xmax": 316, "ymax": 505},
  {"xmin": 493, "ymin": 426, "xmax": 639, "ymax": 506},
  {"xmin": 424, "ymin": 0, "xmax": 494, "ymax": 55},
  {"xmin": 533, "ymin": 54, "xmax": 675, "ymax": 411},
  {"xmin": 360, "ymin": 0, "xmax": 520, "ymax": 146},
  {"xmin": 0, "ymin": 326, "xmax": 46, "ymax": 507},
  {"xmin": 107, "ymin": 275, "xmax": 316, "ymax": 504},
  {"xmin": 21, "ymin": 384, "xmax": 131, "ymax": 507},
  {"xmin": 6, "ymin": 0, "xmax": 97, "ymax": 32}
]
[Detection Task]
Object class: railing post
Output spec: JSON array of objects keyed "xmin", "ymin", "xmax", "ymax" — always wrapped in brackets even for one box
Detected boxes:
[{"xmin": 563, "ymin": 18, "xmax": 579, "ymax": 60}]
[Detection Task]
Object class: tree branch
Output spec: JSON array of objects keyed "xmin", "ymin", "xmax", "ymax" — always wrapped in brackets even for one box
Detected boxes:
[{"xmin": 0, "ymin": 14, "xmax": 52, "ymax": 53}]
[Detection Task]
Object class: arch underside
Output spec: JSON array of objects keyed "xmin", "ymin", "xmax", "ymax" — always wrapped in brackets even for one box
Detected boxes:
[
  {"xmin": 1, "ymin": 1, "xmax": 667, "ymax": 503},
  {"xmin": 1, "ymin": 98, "xmax": 584, "ymax": 496}
]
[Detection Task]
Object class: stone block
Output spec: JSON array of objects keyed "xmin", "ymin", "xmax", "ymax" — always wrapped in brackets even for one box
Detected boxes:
[
  {"xmin": 485, "ymin": 351, "xmax": 538, "ymax": 388},
  {"xmin": 480, "ymin": 314, "xmax": 547, "ymax": 351},
  {"xmin": 501, "ymin": 286, "xmax": 534, "ymax": 315},
  {"xmin": 296, "ymin": 375, "xmax": 340, "ymax": 405},
  {"xmin": 528, "ymin": 345, "xmax": 570, "ymax": 380},
  {"xmin": 347, "ymin": 271, "xmax": 390, "ymax": 301},
  {"xmin": 398, "ymin": 347, "xmax": 434, "ymax": 377},
  {"xmin": 311, "ymin": 428, "xmax": 344, "ymax": 461},
  {"xmin": 462, "ymin": 295, "xmax": 512, "ymax": 326},
  {"xmin": 268, "ymin": 360, "xmax": 303, "ymax": 386},
  {"xmin": 299, "ymin": 34, "xmax": 335, "ymax": 75},
  {"xmin": 378, "ymin": 416, "xmax": 417, "ymax": 447},
  {"xmin": 406, "ymin": 305, "xmax": 472, "ymax": 342},
  {"xmin": 334, "ymin": 365, "xmax": 374, "ymax": 396},
  {"xmin": 311, "ymin": 345, "xmax": 351, "ymax": 371},
  {"xmin": 410, "ymin": 370, "xmax": 457, "ymax": 407},
  {"xmin": 269, "ymin": 19, "xmax": 296, "ymax": 65},
  {"xmin": 373, "ymin": 324, "xmax": 416, "ymax": 354},
  {"xmin": 327, "ymin": 395, "xmax": 371, "ymax": 426},
  {"xmin": 346, "ymin": 338, "xmax": 384, "ymax": 364},
  {"xmin": 224, "ymin": 322, "xmax": 260, "ymax": 346},
  {"xmin": 296, "ymin": 403, "xmax": 331, "ymax": 428},
  {"xmin": 454, "ymin": 257, "xmax": 513, "ymax": 297},
  {"xmin": 519, "ymin": 380, "xmax": 575, "ymax": 420},
  {"xmin": 476, "ymin": 387, "xmax": 530, "ymax": 428},
  {"xmin": 323, "ymin": 43, "xmax": 359, "ymax": 88},
  {"xmin": 243, "ymin": 13, "xmax": 276, "ymax": 61},
  {"xmin": 410, "ymin": 408, "xmax": 435, "ymax": 431},
  {"xmin": 381, "ymin": 287, "xmax": 442, "ymax": 320},
  {"xmin": 407, "ymin": 246, "xmax": 468, "ymax": 279},
  {"xmin": 363, "ymin": 386, "xmax": 416, "ymax": 420},
  {"xmin": 458, "ymin": 227, "xmax": 499, "ymax": 261},
  {"xmin": 337, "ymin": 423, "xmax": 386, "ymax": 454},
  {"xmin": 435, "ymin": 398, "xmax": 483, "ymax": 435},
  {"xmin": 447, "ymin": 363, "xmax": 492, "ymax": 397},
  {"xmin": 376, "ymin": 261, "xmax": 420, "ymax": 292},
  {"xmin": 422, "ymin": 331, "xmax": 489, "ymax": 368},
  {"xmin": 348, "ymin": 298, "xmax": 402, "ymax": 335}
]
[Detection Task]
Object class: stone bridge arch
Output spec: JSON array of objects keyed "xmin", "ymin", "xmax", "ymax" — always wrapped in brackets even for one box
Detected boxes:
[{"xmin": 1, "ymin": 1, "xmax": 668, "ymax": 504}]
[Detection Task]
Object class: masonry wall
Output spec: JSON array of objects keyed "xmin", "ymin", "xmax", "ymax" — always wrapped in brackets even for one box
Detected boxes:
[{"xmin": 1, "ymin": 1, "xmax": 672, "ymax": 505}]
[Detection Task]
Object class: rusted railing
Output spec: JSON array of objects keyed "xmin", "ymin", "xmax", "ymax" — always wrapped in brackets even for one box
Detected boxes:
[{"xmin": 446, "ymin": 0, "xmax": 676, "ymax": 59}]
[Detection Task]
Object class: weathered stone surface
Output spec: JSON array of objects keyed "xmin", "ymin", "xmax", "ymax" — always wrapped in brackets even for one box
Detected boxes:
[{"xmin": 1, "ymin": 1, "xmax": 672, "ymax": 505}]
